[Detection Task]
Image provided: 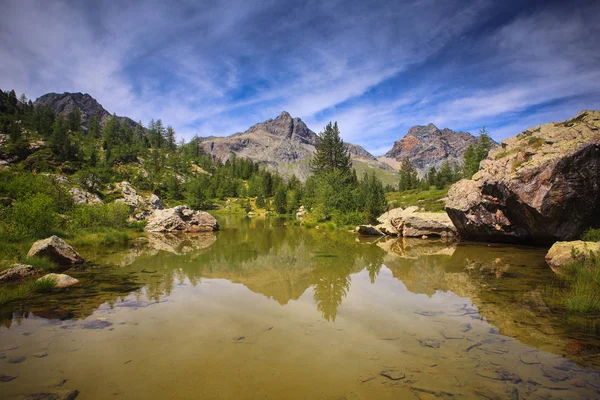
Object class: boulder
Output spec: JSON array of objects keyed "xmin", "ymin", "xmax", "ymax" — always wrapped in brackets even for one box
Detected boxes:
[
  {"xmin": 149, "ymin": 194, "xmax": 163, "ymax": 210},
  {"xmin": 356, "ymin": 225, "xmax": 384, "ymax": 236},
  {"xmin": 69, "ymin": 187, "xmax": 103, "ymax": 205},
  {"xmin": 375, "ymin": 207, "xmax": 456, "ymax": 238},
  {"xmin": 446, "ymin": 110, "xmax": 600, "ymax": 244},
  {"xmin": 145, "ymin": 206, "xmax": 219, "ymax": 233},
  {"xmin": 545, "ymin": 241, "xmax": 600, "ymax": 272},
  {"xmin": 38, "ymin": 273, "xmax": 80, "ymax": 288},
  {"xmin": 0, "ymin": 264, "xmax": 38, "ymax": 283},
  {"xmin": 27, "ymin": 236, "xmax": 84, "ymax": 265},
  {"xmin": 296, "ymin": 205, "xmax": 307, "ymax": 220}
]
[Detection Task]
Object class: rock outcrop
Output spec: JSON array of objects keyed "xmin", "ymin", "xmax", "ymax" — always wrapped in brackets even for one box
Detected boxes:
[
  {"xmin": 196, "ymin": 111, "xmax": 396, "ymax": 182},
  {"xmin": 27, "ymin": 236, "xmax": 84, "ymax": 265},
  {"xmin": 373, "ymin": 207, "xmax": 457, "ymax": 238},
  {"xmin": 545, "ymin": 241, "xmax": 600, "ymax": 272},
  {"xmin": 379, "ymin": 123, "xmax": 484, "ymax": 176},
  {"xmin": 145, "ymin": 206, "xmax": 219, "ymax": 233},
  {"xmin": 0, "ymin": 264, "xmax": 38, "ymax": 283},
  {"xmin": 446, "ymin": 110, "xmax": 600, "ymax": 244},
  {"xmin": 69, "ymin": 187, "xmax": 102, "ymax": 205},
  {"xmin": 38, "ymin": 273, "xmax": 80, "ymax": 288},
  {"xmin": 114, "ymin": 181, "xmax": 150, "ymax": 220}
]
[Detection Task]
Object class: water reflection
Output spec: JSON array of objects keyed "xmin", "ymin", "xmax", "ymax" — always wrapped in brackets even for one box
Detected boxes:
[{"xmin": 1, "ymin": 215, "xmax": 599, "ymax": 369}]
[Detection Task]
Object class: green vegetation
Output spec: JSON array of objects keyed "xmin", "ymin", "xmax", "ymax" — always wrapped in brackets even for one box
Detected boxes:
[
  {"xmin": 0, "ymin": 275, "xmax": 57, "ymax": 306},
  {"xmin": 582, "ymin": 228, "xmax": 600, "ymax": 242},
  {"xmin": 386, "ymin": 188, "xmax": 449, "ymax": 212},
  {"xmin": 462, "ymin": 126, "xmax": 494, "ymax": 179},
  {"xmin": 556, "ymin": 249, "xmax": 600, "ymax": 314},
  {"xmin": 303, "ymin": 122, "xmax": 387, "ymax": 225}
]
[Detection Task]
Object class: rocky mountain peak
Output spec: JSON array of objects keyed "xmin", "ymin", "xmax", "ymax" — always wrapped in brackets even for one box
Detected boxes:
[
  {"xmin": 245, "ymin": 111, "xmax": 317, "ymax": 145},
  {"xmin": 381, "ymin": 123, "xmax": 480, "ymax": 174},
  {"xmin": 34, "ymin": 92, "xmax": 139, "ymax": 130}
]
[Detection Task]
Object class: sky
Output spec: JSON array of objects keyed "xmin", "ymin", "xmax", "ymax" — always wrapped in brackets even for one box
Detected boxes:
[{"xmin": 1, "ymin": 0, "xmax": 599, "ymax": 155}]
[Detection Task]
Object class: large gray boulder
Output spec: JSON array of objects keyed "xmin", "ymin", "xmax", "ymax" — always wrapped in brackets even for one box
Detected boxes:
[
  {"xmin": 375, "ymin": 207, "xmax": 457, "ymax": 238},
  {"xmin": 27, "ymin": 236, "xmax": 84, "ymax": 265},
  {"xmin": 446, "ymin": 110, "xmax": 600, "ymax": 244},
  {"xmin": 0, "ymin": 264, "xmax": 38, "ymax": 283},
  {"xmin": 145, "ymin": 206, "xmax": 219, "ymax": 233}
]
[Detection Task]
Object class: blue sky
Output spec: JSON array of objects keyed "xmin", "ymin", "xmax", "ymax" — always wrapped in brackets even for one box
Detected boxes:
[{"xmin": 1, "ymin": 0, "xmax": 599, "ymax": 155}]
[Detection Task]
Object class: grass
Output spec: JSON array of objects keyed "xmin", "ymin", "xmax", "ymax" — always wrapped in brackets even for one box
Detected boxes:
[
  {"xmin": 385, "ymin": 187, "xmax": 449, "ymax": 212},
  {"xmin": 0, "ymin": 275, "xmax": 57, "ymax": 306},
  {"xmin": 527, "ymin": 136, "xmax": 545, "ymax": 149},
  {"xmin": 558, "ymin": 250, "xmax": 600, "ymax": 314}
]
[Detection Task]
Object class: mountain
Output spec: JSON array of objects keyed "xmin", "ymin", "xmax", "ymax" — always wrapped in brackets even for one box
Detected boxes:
[
  {"xmin": 197, "ymin": 111, "xmax": 397, "ymax": 183},
  {"xmin": 378, "ymin": 123, "xmax": 482, "ymax": 176},
  {"xmin": 34, "ymin": 92, "xmax": 140, "ymax": 130}
]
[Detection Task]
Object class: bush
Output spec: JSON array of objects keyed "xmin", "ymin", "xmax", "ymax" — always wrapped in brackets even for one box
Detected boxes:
[
  {"xmin": 68, "ymin": 202, "xmax": 130, "ymax": 229},
  {"xmin": 582, "ymin": 228, "xmax": 600, "ymax": 242},
  {"xmin": 0, "ymin": 193, "xmax": 58, "ymax": 240}
]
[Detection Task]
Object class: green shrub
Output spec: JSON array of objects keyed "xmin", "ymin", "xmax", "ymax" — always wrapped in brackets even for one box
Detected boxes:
[
  {"xmin": 0, "ymin": 193, "xmax": 58, "ymax": 240},
  {"xmin": 582, "ymin": 228, "xmax": 600, "ymax": 242},
  {"xmin": 68, "ymin": 202, "xmax": 130, "ymax": 229},
  {"xmin": 332, "ymin": 210, "xmax": 366, "ymax": 226}
]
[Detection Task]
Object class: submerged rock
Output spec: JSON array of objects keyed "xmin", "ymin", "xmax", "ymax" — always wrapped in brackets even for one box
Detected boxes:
[
  {"xmin": 145, "ymin": 206, "xmax": 219, "ymax": 233},
  {"xmin": 446, "ymin": 110, "xmax": 600, "ymax": 244},
  {"xmin": 0, "ymin": 264, "xmax": 38, "ymax": 283},
  {"xmin": 27, "ymin": 236, "xmax": 84, "ymax": 265},
  {"xmin": 545, "ymin": 241, "xmax": 600, "ymax": 272},
  {"xmin": 38, "ymin": 273, "xmax": 79, "ymax": 289}
]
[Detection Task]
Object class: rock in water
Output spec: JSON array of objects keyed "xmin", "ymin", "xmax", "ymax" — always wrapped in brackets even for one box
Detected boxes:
[
  {"xmin": 38, "ymin": 273, "xmax": 79, "ymax": 288},
  {"xmin": 356, "ymin": 225, "xmax": 384, "ymax": 236},
  {"xmin": 0, "ymin": 264, "xmax": 38, "ymax": 283},
  {"xmin": 446, "ymin": 110, "xmax": 600, "ymax": 244},
  {"xmin": 545, "ymin": 241, "xmax": 600, "ymax": 272},
  {"xmin": 145, "ymin": 206, "xmax": 219, "ymax": 233},
  {"xmin": 375, "ymin": 207, "xmax": 457, "ymax": 238},
  {"xmin": 27, "ymin": 236, "xmax": 84, "ymax": 265}
]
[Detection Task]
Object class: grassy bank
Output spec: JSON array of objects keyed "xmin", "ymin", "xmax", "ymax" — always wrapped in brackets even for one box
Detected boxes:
[{"xmin": 386, "ymin": 188, "xmax": 449, "ymax": 212}]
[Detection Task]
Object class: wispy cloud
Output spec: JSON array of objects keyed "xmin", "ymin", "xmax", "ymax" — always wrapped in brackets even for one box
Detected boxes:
[{"xmin": 1, "ymin": 0, "xmax": 598, "ymax": 154}]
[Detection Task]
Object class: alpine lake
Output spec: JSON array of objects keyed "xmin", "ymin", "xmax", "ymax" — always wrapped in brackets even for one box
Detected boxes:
[{"xmin": 1, "ymin": 215, "xmax": 599, "ymax": 399}]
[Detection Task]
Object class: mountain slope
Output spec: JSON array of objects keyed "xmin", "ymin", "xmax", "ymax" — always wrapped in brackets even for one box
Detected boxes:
[
  {"xmin": 378, "ymin": 123, "xmax": 481, "ymax": 176},
  {"xmin": 34, "ymin": 92, "xmax": 140, "ymax": 130},
  {"xmin": 197, "ymin": 112, "xmax": 397, "ymax": 183}
]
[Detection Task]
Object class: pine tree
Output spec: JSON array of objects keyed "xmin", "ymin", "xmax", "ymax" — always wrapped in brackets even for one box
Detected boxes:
[
  {"xmin": 310, "ymin": 122, "xmax": 352, "ymax": 176},
  {"xmin": 166, "ymin": 125, "xmax": 176, "ymax": 150},
  {"xmin": 273, "ymin": 186, "xmax": 287, "ymax": 214},
  {"xmin": 398, "ymin": 159, "xmax": 418, "ymax": 191}
]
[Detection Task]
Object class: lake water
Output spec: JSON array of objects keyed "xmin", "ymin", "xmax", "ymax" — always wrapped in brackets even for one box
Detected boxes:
[{"xmin": 1, "ymin": 216, "xmax": 599, "ymax": 399}]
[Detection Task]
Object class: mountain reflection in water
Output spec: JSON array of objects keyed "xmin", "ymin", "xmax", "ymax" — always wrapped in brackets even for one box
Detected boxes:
[{"xmin": 1, "ymin": 215, "xmax": 599, "ymax": 399}]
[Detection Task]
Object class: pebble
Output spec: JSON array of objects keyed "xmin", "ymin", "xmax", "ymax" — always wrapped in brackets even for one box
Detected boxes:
[{"xmin": 380, "ymin": 369, "xmax": 405, "ymax": 380}]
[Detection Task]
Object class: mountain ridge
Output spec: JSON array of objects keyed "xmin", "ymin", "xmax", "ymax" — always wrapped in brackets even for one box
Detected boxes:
[{"xmin": 379, "ymin": 123, "xmax": 483, "ymax": 175}]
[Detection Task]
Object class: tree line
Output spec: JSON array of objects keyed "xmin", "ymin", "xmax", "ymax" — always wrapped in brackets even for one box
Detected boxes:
[{"xmin": 0, "ymin": 89, "xmax": 388, "ymax": 227}]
